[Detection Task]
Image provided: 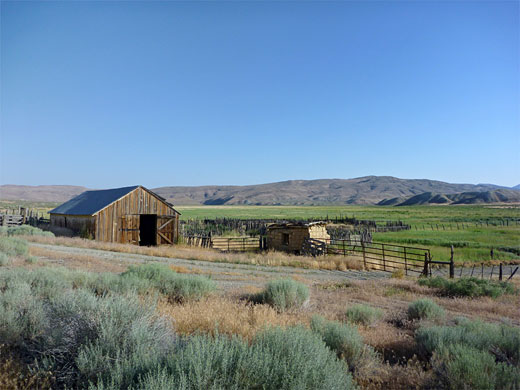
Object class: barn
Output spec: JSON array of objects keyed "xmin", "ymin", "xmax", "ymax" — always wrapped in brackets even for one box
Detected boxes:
[
  {"xmin": 49, "ymin": 186, "xmax": 180, "ymax": 246},
  {"xmin": 266, "ymin": 222, "xmax": 330, "ymax": 253}
]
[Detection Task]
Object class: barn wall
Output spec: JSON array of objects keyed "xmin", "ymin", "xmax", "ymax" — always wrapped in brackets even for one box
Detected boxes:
[
  {"xmin": 95, "ymin": 187, "xmax": 179, "ymax": 244},
  {"xmin": 50, "ymin": 215, "xmax": 96, "ymax": 237}
]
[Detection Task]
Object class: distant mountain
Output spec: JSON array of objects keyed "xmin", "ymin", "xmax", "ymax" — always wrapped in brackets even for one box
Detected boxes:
[
  {"xmin": 512, "ymin": 184, "xmax": 520, "ymax": 190},
  {"xmin": 0, "ymin": 185, "xmax": 88, "ymax": 202},
  {"xmin": 378, "ymin": 189, "xmax": 520, "ymax": 206},
  {"xmin": 1, "ymin": 177, "xmax": 517, "ymax": 206},
  {"xmin": 153, "ymin": 176, "xmax": 513, "ymax": 205}
]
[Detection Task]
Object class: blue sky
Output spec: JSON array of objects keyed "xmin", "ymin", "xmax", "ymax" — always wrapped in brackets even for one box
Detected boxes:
[{"xmin": 1, "ymin": 1, "xmax": 519, "ymax": 188}]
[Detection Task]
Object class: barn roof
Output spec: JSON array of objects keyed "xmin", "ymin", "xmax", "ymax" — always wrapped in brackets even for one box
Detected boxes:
[{"xmin": 49, "ymin": 186, "xmax": 140, "ymax": 215}]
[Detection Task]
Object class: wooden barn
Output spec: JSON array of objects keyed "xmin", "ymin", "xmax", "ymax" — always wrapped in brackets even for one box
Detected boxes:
[
  {"xmin": 266, "ymin": 222, "xmax": 330, "ymax": 253},
  {"xmin": 49, "ymin": 186, "xmax": 180, "ymax": 246}
]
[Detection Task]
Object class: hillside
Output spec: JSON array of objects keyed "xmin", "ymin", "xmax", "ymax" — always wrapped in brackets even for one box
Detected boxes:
[
  {"xmin": 1, "ymin": 177, "xmax": 517, "ymax": 206},
  {"xmin": 0, "ymin": 185, "xmax": 88, "ymax": 202},
  {"xmin": 378, "ymin": 189, "xmax": 520, "ymax": 206}
]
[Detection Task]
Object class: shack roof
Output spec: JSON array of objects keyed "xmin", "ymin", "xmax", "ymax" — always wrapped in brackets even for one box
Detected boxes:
[
  {"xmin": 49, "ymin": 185, "xmax": 178, "ymax": 216},
  {"xmin": 267, "ymin": 221, "xmax": 328, "ymax": 229}
]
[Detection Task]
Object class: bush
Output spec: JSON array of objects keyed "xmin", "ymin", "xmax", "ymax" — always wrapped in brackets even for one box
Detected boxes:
[
  {"xmin": 122, "ymin": 263, "xmax": 216, "ymax": 301},
  {"xmin": 407, "ymin": 299, "xmax": 445, "ymax": 321},
  {"xmin": 345, "ymin": 304, "xmax": 383, "ymax": 326},
  {"xmin": 0, "ymin": 237, "xmax": 29, "ymax": 257},
  {"xmin": 136, "ymin": 326, "xmax": 356, "ymax": 390},
  {"xmin": 258, "ymin": 279, "xmax": 309, "ymax": 311},
  {"xmin": 0, "ymin": 253, "xmax": 11, "ymax": 266},
  {"xmin": 0, "ymin": 225, "xmax": 54, "ymax": 237},
  {"xmin": 417, "ymin": 318, "xmax": 520, "ymax": 390},
  {"xmin": 310, "ymin": 315, "xmax": 371, "ymax": 372},
  {"xmin": 418, "ymin": 277, "xmax": 517, "ymax": 298},
  {"xmin": 416, "ymin": 318, "xmax": 520, "ymax": 366}
]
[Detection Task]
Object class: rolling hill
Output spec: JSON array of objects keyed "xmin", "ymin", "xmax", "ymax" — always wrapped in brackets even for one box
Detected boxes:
[
  {"xmin": 1, "ymin": 177, "xmax": 518, "ymax": 206},
  {"xmin": 378, "ymin": 189, "xmax": 520, "ymax": 206}
]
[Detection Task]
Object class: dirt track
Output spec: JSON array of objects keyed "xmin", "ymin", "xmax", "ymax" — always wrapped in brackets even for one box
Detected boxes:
[{"xmin": 29, "ymin": 242, "xmax": 391, "ymax": 290}]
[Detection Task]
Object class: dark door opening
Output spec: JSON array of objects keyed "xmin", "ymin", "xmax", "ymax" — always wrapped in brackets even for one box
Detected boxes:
[{"xmin": 139, "ymin": 214, "xmax": 157, "ymax": 246}]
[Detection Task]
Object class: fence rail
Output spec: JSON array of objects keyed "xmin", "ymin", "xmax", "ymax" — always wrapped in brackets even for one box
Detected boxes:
[{"xmin": 183, "ymin": 235, "xmax": 262, "ymax": 252}]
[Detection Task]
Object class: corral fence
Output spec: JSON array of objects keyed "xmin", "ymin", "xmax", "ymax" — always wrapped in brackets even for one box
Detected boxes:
[
  {"xmin": 0, "ymin": 208, "xmax": 50, "ymax": 227},
  {"xmin": 183, "ymin": 234, "xmax": 264, "ymax": 252},
  {"xmin": 303, "ymin": 238, "xmax": 518, "ymax": 281},
  {"xmin": 303, "ymin": 238, "xmax": 434, "ymax": 276}
]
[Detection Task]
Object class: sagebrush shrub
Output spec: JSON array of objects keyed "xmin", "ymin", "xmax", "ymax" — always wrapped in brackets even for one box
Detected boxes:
[
  {"xmin": 0, "ymin": 253, "xmax": 11, "ymax": 266},
  {"xmin": 310, "ymin": 315, "xmax": 372, "ymax": 372},
  {"xmin": 122, "ymin": 263, "xmax": 216, "ymax": 301},
  {"xmin": 0, "ymin": 237, "xmax": 29, "ymax": 257},
  {"xmin": 418, "ymin": 277, "xmax": 517, "ymax": 298},
  {"xmin": 345, "ymin": 304, "xmax": 383, "ymax": 326},
  {"xmin": 259, "ymin": 278, "xmax": 309, "ymax": 311},
  {"xmin": 407, "ymin": 299, "xmax": 445, "ymax": 321},
  {"xmin": 0, "ymin": 225, "xmax": 54, "ymax": 237},
  {"xmin": 137, "ymin": 326, "xmax": 355, "ymax": 390}
]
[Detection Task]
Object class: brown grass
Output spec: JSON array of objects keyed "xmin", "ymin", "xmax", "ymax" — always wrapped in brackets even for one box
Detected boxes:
[
  {"xmin": 157, "ymin": 296, "xmax": 307, "ymax": 341},
  {"xmin": 0, "ymin": 346, "xmax": 52, "ymax": 390},
  {"xmin": 25, "ymin": 235, "xmax": 365, "ymax": 271},
  {"xmin": 28, "ymin": 246, "xmax": 128, "ymax": 273}
]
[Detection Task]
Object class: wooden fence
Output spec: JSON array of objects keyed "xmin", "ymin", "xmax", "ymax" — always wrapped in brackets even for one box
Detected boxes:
[{"xmin": 183, "ymin": 235, "xmax": 262, "ymax": 252}]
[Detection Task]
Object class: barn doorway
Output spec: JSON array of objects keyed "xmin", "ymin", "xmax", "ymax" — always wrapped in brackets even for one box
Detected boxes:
[{"xmin": 139, "ymin": 214, "xmax": 157, "ymax": 246}]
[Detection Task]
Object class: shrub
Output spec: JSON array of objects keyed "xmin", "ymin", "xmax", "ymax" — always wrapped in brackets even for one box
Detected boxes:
[
  {"xmin": 122, "ymin": 263, "xmax": 216, "ymax": 301},
  {"xmin": 136, "ymin": 326, "xmax": 356, "ymax": 390},
  {"xmin": 0, "ymin": 237, "xmax": 29, "ymax": 257},
  {"xmin": 418, "ymin": 277, "xmax": 517, "ymax": 298},
  {"xmin": 0, "ymin": 253, "xmax": 11, "ymax": 266},
  {"xmin": 417, "ymin": 318, "xmax": 520, "ymax": 389},
  {"xmin": 258, "ymin": 279, "xmax": 309, "ymax": 311},
  {"xmin": 25, "ymin": 256, "xmax": 38, "ymax": 264},
  {"xmin": 0, "ymin": 225, "xmax": 54, "ymax": 237},
  {"xmin": 345, "ymin": 304, "xmax": 383, "ymax": 326},
  {"xmin": 416, "ymin": 318, "xmax": 520, "ymax": 366},
  {"xmin": 407, "ymin": 299, "xmax": 445, "ymax": 321},
  {"xmin": 310, "ymin": 315, "xmax": 370, "ymax": 371}
]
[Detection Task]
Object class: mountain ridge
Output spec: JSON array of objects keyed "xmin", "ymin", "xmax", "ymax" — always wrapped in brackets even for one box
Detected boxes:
[{"xmin": 1, "ymin": 176, "xmax": 518, "ymax": 205}]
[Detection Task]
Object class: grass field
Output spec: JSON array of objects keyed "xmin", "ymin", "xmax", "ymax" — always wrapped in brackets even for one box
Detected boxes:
[{"xmin": 177, "ymin": 205, "xmax": 520, "ymax": 263}]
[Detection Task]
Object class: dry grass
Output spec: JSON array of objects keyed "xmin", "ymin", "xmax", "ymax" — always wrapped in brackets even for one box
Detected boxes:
[
  {"xmin": 28, "ymin": 246, "xmax": 129, "ymax": 273},
  {"xmin": 0, "ymin": 346, "xmax": 52, "ymax": 390},
  {"xmin": 24, "ymin": 235, "xmax": 365, "ymax": 271},
  {"xmin": 157, "ymin": 296, "xmax": 308, "ymax": 341}
]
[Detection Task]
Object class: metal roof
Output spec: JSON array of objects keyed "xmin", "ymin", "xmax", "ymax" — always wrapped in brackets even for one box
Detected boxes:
[{"xmin": 49, "ymin": 186, "xmax": 139, "ymax": 215}]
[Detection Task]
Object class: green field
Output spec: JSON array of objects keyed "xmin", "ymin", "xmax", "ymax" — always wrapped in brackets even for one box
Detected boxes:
[{"xmin": 176, "ymin": 205, "xmax": 520, "ymax": 263}]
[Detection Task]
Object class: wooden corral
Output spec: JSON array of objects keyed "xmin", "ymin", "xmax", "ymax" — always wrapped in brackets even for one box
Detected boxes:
[
  {"xmin": 50, "ymin": 186, "xmax": 180, "ymax": 246},
  {"xmin": 266, "ymin": 222, "xmax": 330, "ymax": 253}
]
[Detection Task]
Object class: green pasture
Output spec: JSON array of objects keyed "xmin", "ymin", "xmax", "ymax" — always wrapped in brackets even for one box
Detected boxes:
[{"xmin": 177, "ymin": 205, "xmax": 520, "ymax": 263}]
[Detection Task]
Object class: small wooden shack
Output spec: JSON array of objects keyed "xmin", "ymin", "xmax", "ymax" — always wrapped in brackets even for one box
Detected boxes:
[
  {"xmin": 49, "ymin": 186, "xmax": 180, "ymax": 246},
  {"xmin": 266, "ymin": 222, "xmax": 330, "ymax": 253}
]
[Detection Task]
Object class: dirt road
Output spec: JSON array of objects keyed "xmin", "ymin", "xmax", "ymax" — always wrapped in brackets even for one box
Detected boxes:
[{"xmin": 29, "ymin": 242, "xmax": 391, "ymax": 290}]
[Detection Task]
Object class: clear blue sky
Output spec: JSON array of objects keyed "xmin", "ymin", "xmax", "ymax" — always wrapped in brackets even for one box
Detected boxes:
[{"xmin": 1, "ymin": 1, "xmax": 519, "ymax": 188}]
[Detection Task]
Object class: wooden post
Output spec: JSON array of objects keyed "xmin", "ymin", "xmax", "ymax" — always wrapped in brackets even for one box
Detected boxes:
[
  {"xmin": 381, "ymin": 243, "xmax": 386, "ymax": 271},
  {"xmin": 404, "ymin": 247, "xmax": 408, "ymax": 276},
  {"xmin": 490, "ymin": 248, "xmax": 494, "ymax": 260},
  {"xmin": 499, "ymin": 263, "xmax": 503, "ymax": 281},
  {"xmin": 362, "ymin": 242, "xmax": 367, "ymax": 270},
  {"xmin": 423, "ymin": 252, "xmax": 429, "ymax": 276},
  {"xmin": 489, "ymin": 266, "xmax": 494, "ymax": 280},
  {"xmin": 460, "ymin": 262, "xmax": 465, "ymax": 277},
  {"xmin": 481, "ymin": 264, "xmax": 484, "ymax": 279},
  {"xmin": 342, "ymin": 240, "xmax": 346, "ymax": 257},
  {"xmin": 471, "ymin": 264, "xmax": 475, "ymax": 277},
  {"xmin": 449, "ymin": 245, "xmax": 454, "ymax": 279}
]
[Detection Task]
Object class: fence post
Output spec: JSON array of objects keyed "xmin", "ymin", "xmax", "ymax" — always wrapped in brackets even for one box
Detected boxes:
[
  {"xmin": 342, "ymin": 240, "xmax": 346, "ymax": 257},
  {"xmin": 404, "ymin": 247, "xmax": 408, "ymax": 276},
  {"xmin": 499, "ymin": 263, "xmax": 503, "ymax": 281},
  {"xmin": 423, "ymin": 252, "xmax": 429, "ymax": 276},
  {"xmin": 362, "ymin": 243, "xmax": 367, "ymax": 269},
  {"xmin": 381, "ymin": 243, "xmax": 386, "ymax": 272},
  {"xmin": 449, "ymin": 245, "xmax": 454, "ymax": 279}
]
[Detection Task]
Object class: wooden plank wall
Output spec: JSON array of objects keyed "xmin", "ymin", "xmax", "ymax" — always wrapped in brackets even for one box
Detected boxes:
[{"xmin": 95, "ymin": 187, "xmax": 179, "ymax": 244}]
